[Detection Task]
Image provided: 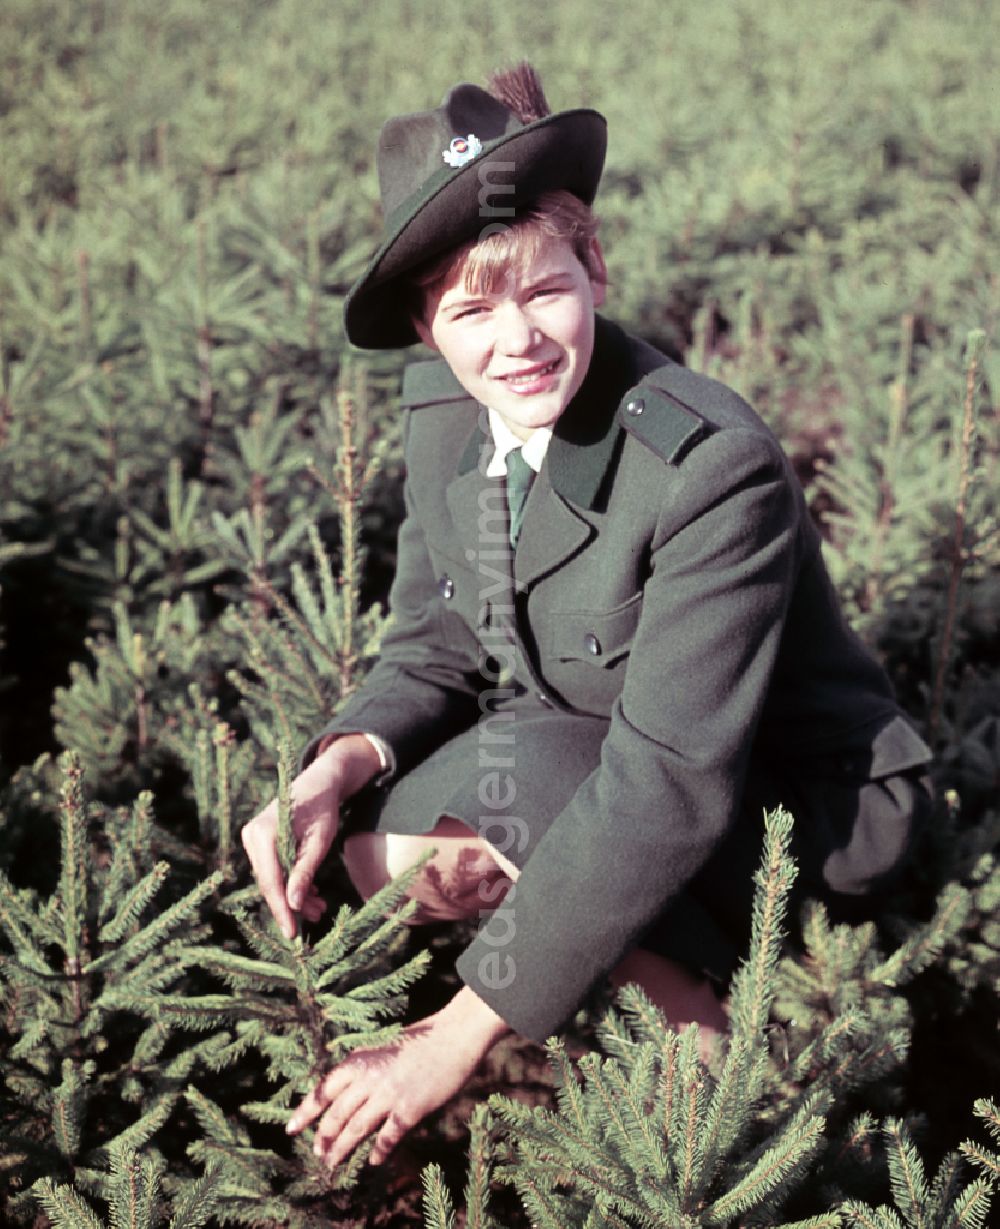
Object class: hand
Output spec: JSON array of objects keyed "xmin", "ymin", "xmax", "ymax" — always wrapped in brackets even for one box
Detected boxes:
[
  {"xmin": 241, "ymin": 735, "xmax": 382, "ymax": 940},
  {"xmin": 287, "ymin": 986, "xmax": 510, "ymax": 1168}
]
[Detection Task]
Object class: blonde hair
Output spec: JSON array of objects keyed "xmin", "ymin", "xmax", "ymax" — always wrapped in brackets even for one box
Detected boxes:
[{"xmin": 409, "ymin": 190, "xmax": 602, "ymax": 320}]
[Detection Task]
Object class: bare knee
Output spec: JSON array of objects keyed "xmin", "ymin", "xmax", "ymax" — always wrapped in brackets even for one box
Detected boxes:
[
  {"xmin": 342, "ymin": 821, "xmax": 515, "ymax": 923},
  {"xmin": 611, "ymin": 948, "xmax": 729, "ymax": 1060}
]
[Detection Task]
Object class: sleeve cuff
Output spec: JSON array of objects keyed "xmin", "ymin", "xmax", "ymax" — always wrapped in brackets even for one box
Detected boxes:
[
  {"xmin": 361, "ymin": 732, "xmax": 393, "ymax": 780},
  {"xmin": 310, "ymin": 731, "xmax": 395, "ymax": 786}
]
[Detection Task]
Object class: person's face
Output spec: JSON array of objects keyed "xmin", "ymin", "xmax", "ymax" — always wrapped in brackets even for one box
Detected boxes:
[{"xmin": 414, "ymin": 238, "xmax": 606, "ymax": 442}]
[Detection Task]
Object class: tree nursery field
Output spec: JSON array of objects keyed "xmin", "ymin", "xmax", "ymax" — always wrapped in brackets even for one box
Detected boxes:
[{"xmin": 1, "ymin": 0, "xmax": 998, "ymax": 1225}]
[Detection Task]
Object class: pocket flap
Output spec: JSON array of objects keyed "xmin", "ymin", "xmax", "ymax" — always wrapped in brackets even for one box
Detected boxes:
[{"xmin": 550, "ymin": 593, "xmax": 643, "ymax": 666}]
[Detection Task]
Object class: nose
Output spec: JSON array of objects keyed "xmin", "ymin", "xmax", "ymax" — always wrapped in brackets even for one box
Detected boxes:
[{"xmin": 495, "ymin": 302, "xmax": 539, "ymax": 355}]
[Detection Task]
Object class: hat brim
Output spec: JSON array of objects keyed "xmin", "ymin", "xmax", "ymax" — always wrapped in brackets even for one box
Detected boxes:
[{"xmin": 344, "ymin": 108, "xmax": 607, "ymax": 350}]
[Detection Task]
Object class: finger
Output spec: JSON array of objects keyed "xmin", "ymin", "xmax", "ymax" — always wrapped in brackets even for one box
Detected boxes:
[
  {"xmin": 369, "ymin": 1108, "xmax": 411, "ymax": 1166},
  {"xmin": 287, "ymin": 1066, "xmax": 353, "ymax": 1134},
  {"xmin": 319, "ymin": 1100, "xmax": 392, "ymax": 1171},
  {"xmin": 241, "ymin": 814, "xmax": 297, "ymax": 941},
  {"xmin": 300, "ymin": 891, "xmax": 326, "ymax": 923},
  {"xmin": 287, "ymin": 821, "xmax": 336, "ymax": 911},
  {"xmin": 312, "ymin": 1084, "xmax": 370, "ymax": 1159}
]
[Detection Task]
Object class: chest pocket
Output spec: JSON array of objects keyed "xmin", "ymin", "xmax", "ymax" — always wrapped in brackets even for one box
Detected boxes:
[{"xmin": 549, "ymin": 592, "xmax": 643, "ymax": 668}]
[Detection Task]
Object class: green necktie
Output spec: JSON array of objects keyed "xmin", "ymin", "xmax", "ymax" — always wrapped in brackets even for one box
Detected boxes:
[{"xmin": 505, "ymin": 446, "xmax": 534, "ymax": 548}]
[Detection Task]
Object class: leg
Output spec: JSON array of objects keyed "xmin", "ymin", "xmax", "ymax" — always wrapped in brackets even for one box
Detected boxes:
[
  {"xmin": 342, "ymin": 817, "xmax": 516, "ymax": 924},
  {"xmin": 609, "ymin": 948, "xmax": 728, "ymax": 1062},
  {"xmin": 344, "ymin": 820, "xmax": 728, "ymax": 1058}
]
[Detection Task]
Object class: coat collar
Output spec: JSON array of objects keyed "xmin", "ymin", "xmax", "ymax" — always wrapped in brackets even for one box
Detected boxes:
[
  {"xmin": 407, "ymin": 319, "xmax": 702, "ymax": 592},
  {"xmin": 453, "ymin": 315, "xmax": 646, "ymax": 509},
  {"xmin": 444, "ymin": 318, "xmax": 660, "ymax": 590}
]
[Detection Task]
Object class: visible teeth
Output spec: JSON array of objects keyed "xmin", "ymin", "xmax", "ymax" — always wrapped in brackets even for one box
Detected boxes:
[{"xmin": 505, "ymin": 360, "xmax": 557, "ymax": 385}]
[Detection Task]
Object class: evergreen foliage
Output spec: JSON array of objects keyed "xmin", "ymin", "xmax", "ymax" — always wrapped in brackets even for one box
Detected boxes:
[
  {"xmin": 483, "ymin": 808, "xmax": 829, "ymax": 1228},
  {"xmin": 0, "ymin": 748, "xmax": 432, "ymax": 1224},
  {"xmin": 961, "ymin": 1098, "xmax": 1000, "ymax": 1188},
  {"xmin": 424, "ymin": 809, "xmax": 1000, "ymax": 1228},
  {"xmin": 129, "ymin": 870, "xmax": 432, "ymax": 1224},
  {"xmin": 1, "ymin": 0, "xmax": 998, "ymax": 1224},
  {"xmin": 0, "ymin": 753, "xmax": 224, "ymax": 1217},
  {"xmin": 32, "ymin": 1143, "xmax": 222, "ymax": 1229},
  {"xmin": 841, "ymin": 1115, "xmax": 995, "ymax": 1229}
]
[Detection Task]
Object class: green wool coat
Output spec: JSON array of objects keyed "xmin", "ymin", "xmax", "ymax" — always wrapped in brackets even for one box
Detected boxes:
[{"xmin": 308, "ymin": 317, "xmax": 931, "ymax": 1042}]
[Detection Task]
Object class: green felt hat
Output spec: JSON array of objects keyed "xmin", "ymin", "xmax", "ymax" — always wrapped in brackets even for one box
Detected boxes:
[{"xmin": 344, "ymin": 77, "xmax": 607, "ymax": 349}]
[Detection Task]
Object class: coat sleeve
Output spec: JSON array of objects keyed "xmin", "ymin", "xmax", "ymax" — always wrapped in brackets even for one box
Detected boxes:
[
  {"xmin": 303, "ymin": 469, "xmax": 483, "ymax": 778},
  {"xmin": 455, "ymin": 426, "xmax": 801, "ymax": 1041}
]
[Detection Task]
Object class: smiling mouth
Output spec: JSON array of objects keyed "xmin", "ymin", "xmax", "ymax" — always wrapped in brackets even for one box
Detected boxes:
[{"xmin": 498, "ymin": 359, "xmax": 561, "ymax": 387}]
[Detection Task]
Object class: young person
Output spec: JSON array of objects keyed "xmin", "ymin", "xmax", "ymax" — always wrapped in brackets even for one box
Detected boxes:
[{"xmin": 241, "ymin": 65, "xmax": 932, "ymax": 1170}]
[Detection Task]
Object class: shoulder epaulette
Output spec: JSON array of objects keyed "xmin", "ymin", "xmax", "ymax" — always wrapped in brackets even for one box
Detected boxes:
[
  {"xmin": 617, "ymin": 364, "xmax": 711, "ymax": 464},
  {"xmin": 400, "ymin": 359, "xmax": 471, "ymax": 408}
]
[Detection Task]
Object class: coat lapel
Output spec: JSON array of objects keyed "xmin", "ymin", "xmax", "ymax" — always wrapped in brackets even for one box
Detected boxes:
[
  {"xmin": 445, "ymin": 415, "xmax": 499, "ymax": 550},
  {"xmin": 441, "ymin": 318, "xmax": 656, "ymax": 593},
  {"xmin": 445, "ymin": 418, "xmax": 520, "ymax": 639},
  {"xmin": 514, "ymin": 317, "xmax": 641, "ymax": 588},
  {"xmin": 444, "ymin": 460, "xmax": 494, "ymax": 553},
  {"xmin": 513, "ymin": 466, "xmax": 594, "ymax": 588}
]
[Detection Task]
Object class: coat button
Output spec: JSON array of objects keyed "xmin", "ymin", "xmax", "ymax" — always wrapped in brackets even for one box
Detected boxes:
[
  {"xmin": 584, "ymin": 632, "xmax": 602, "ymax": 656},
  {"xmin": 438, "ymin": 575, "xmax": 454, "ymax": 600},
  {"xmin": 625, "ymin": 397, "xmax": 645, "ymax": 416},
  {"xmin": 537, "ymin": 691, "xmax": 553, "ymax": 707}
]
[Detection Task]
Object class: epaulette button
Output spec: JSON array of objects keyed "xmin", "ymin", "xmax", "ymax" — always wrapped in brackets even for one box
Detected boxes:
[{"xmin": 625, "ymin": 397, "xmax": 645, "ymax": 416}]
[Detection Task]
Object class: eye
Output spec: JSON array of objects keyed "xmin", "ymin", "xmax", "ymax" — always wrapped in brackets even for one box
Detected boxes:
[{"xmin": 451, "ymin": 304, "xmax": 487, "ymax": 321}]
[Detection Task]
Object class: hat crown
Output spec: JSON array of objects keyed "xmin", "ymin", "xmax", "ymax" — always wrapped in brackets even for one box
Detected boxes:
[
  {"xmin": 347, "ymin": 72, "xmax": 607, "ymax": 348},
  {"xmin": 377, "ymin": 84, "xmax": 521, "ymax": 219}
]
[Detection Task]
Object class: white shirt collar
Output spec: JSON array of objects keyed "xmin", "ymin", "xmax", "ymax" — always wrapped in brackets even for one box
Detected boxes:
[{"xmin": 484, "ymin": 407, "xmax": 553, "ymax": 477}]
